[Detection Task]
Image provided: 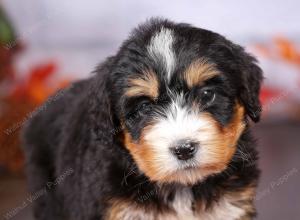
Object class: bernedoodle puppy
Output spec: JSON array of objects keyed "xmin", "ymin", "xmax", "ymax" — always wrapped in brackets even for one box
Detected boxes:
[{"xmin": 22, "ymin": 18, "xmax": 263, "ymax": 220}]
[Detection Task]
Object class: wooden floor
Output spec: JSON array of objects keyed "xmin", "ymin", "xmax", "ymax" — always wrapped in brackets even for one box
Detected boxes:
[{"xmin": 0, "ymin": 119, "xmax": 299, "ymax": 220}]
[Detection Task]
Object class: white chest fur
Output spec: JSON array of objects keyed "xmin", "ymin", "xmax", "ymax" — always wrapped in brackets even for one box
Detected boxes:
[
  {"xmin": 106, "ymin": 188, "xmax": 247, "ymax": 220},
  {"xmin": 163, "ymin": 188, "xmax": 246, "ymax": 220}
]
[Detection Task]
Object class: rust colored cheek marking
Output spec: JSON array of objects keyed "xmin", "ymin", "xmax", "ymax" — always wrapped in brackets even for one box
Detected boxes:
[
  {"xmin": 199, "ymin": 103, "xmax": 246, "ymax": 171},
  {"xmin": 220, "ymin": 103, "xmax": 246, "ymax": 162},
  {"xmin": 223, "ymin": 104, "xmax": 245, "ymax": 145},
  {"xmin": 123, "ymin": 129, "xmax": 160, "ymax": 182}
]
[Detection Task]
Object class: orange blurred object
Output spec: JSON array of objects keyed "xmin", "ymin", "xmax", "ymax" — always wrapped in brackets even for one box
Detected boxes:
[
  {"xmin": 11, "ymin": 62, "xmax": 70, "ymax": 104},
  {"xmin": 274, "ymin": 37, "xmax": 300, "ymax": 65},
  {"xmin": 1, "ymin": 61, "xmax": 72, "ymax": 174}
]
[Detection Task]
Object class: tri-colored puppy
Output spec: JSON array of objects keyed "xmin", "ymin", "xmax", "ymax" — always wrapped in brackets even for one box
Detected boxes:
[{"xmin": 23, "ymin": 18, "xmax": 263, "ymax": 220}]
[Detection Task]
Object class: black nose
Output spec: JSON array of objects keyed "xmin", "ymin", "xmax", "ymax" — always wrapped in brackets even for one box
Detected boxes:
[{"xmin": 171, "ymin": 140, "xmax": 198, "ymax": 161}]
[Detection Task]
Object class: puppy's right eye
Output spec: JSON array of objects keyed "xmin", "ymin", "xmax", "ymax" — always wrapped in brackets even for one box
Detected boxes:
[
  {"xmin": 136, "ymin": 100, "xmax": 152, "ymax": 112},
  {"xmin": 125, "ymin": 96, "xmax": 152, "ymax": 118}
]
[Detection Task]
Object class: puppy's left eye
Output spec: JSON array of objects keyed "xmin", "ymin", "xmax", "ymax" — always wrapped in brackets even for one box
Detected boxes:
[{"xmin": 200, "ymin": 89, "xmax": 215, "ymax": 104}]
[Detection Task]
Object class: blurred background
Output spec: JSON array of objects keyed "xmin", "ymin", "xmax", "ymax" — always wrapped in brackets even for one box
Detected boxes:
[{"xmin": 0, "ymin": 0, "xmax": 299, "ymax": 219}]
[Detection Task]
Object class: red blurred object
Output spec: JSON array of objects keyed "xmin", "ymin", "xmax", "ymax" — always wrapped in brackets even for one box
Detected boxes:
[
  {"xmin": 1, "ymin": 61, "xmax": 72, "ymax": 174},
  {"xmin": 11, "ymin": 62, "xmax": 70, "ymax": 104},
  {"xmin": 260, "ymin": 88, "xmax": 282, "ymax": 105}
]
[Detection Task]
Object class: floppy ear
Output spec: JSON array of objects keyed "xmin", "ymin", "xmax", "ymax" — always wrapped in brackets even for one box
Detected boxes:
[
  {"xmin": 239, "ymin": 55, "xmax": 263, "ymax": 123},
  {"xmin": 88, "ymin": 57, "xmax": 118, "ymax": 141}
]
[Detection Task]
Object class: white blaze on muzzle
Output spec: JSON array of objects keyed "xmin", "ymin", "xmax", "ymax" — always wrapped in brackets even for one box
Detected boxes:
[{"xmin": 144, "ymin": 94, "xmax": 218, "ymax": 172}]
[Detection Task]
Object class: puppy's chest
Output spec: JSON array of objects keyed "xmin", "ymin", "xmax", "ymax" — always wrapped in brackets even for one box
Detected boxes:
[{"xmin": 105, "ymin": 188, "xmax": 246, "ymax": 220}]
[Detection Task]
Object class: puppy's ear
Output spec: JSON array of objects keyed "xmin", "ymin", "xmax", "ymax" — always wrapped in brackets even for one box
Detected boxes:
[
  {"xmin": 239, "ymin": 54, "xmax": 263, "ymax": 123},
  {"xmin": 89, "ymin": 57, "xmax": 117, "ymax": 141}
]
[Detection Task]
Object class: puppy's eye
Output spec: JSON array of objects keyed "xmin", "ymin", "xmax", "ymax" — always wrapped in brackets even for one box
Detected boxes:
[
  {"xmin": 200, "ymin": 89, "xmax": 215, "ymax": 104},
  {"xmin": 134, "ymin": 98, "xmax": 154, "ymax": 114},
  {"xmin": 125, "ymin": 96, "xmax": 153, "ymax": 118},
  {"xmin": 138, "ymin": 101, "xmax": 151, "ymax": 111}
]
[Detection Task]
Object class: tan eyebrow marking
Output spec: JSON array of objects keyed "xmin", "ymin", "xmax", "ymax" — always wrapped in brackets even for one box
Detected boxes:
[
  {"xmin": 184, "ymin": 58, "xmax": 220, "ymax": 88},
  {"xmin": 125, "ymin": 70, "xmax": 159, "ymax": 99}
]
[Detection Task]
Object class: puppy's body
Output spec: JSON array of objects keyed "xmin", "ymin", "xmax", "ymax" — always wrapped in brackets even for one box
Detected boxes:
[{"xmin": 23, "ymin": 19, "xmax": 261, "ymax": 220}]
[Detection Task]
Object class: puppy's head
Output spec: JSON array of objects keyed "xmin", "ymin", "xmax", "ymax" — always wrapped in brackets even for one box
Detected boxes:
[{"xmin": 108, "ymin": 19, "xmax": 263, "ymax": 185}]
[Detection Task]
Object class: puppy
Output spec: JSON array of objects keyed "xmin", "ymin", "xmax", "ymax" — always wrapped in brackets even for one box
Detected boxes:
[{"xmin": 22, "ymin": 18, "xmax": 262, "ymax": 220}]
